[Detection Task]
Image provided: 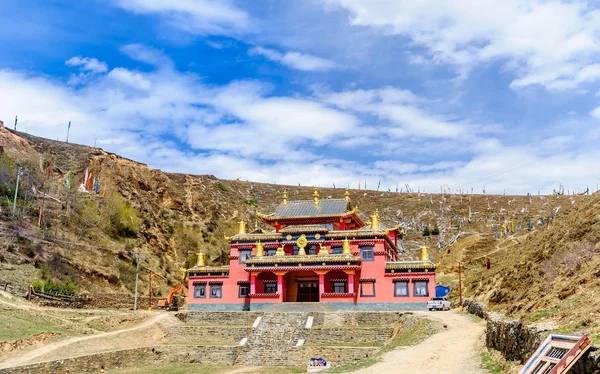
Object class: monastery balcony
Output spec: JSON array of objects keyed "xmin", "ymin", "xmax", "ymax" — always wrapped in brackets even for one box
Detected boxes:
[{"xmin": 249, "ymin": 293, "xmax": 280, "ymax": 298}]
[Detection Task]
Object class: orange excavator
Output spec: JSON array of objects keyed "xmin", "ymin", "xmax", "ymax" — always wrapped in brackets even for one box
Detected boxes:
[
  {"xmin": 157, "ymin": 269, "xmax": 187, "ymax": 311},
  {"xmin": 157, "ymin": 284, "xmax": 185, "ymax": 311}
]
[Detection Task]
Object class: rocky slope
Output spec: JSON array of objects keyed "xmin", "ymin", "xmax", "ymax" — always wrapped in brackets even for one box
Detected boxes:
[{"xmin": 0, "ymin": 124, "xmax": 590, "ymax": 310}]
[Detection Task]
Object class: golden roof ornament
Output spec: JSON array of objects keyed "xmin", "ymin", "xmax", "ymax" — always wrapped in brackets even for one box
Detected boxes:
[
  {"xmin": 344, "ymin": 188, "xmax": 350, "ymax": 203},
  {"xmin": 238, "ymin": 220, "xmax": 247, "ymax": 234},
  {"xmin": 371, "ymin": 209, "xmax": 380, "ymax": 230},
  {"xmin": 255, "ymin": 241, "xmax": 264, "ymax": 257},
  {"xmin": 313, "ymin": 187, "xmax": 320, "ymax": 207},
  {"xmin": 282, "ymin": 188, "xmax": 288, "ymax": 207},
  {"xmin": 197, "ymin": 252, "xmax": 206, "ymax": 267},
  {"xmin": 275, "ymin": 245, "xmax": 285, "ymax": 256},
  {"xmin": 342, "ymin": 237, "xmax": 351, "ymax": 254},
  {"xmin": 420, "ymin": 246, "xmax": 429, "ymax": 262},
  {"xmin": 296, "ymin": 234, "xmax": 308, "ymax": 256},
  {"xmin": 318, "ymin": 243, "xmax": 329, "ymax": 256}
]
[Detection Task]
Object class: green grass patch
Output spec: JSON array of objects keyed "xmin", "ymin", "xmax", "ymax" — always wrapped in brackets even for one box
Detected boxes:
[
  {"xmin": 113, "ymin": 364, "xmax": 305, "ymax": 374},
  {"xmin": 380, "ymin": 318, "xmax": 439, "ymax": 353},
  {"xmin": 328, "ymin": 318, "xmax": 440, "ymax": 373},
  {"xmin": 305, "ymin": 341, "xmax": 383, "ymax": 347},
  {"xmin": 0, "ymin": 307, "xmax": 66, "ymax": 341},
  {"xmin": 480, "ymin": 349, "xmax": 505, "ymax": 374}
]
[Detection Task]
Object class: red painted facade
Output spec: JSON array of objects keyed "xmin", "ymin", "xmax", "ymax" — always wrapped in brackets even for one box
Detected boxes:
[{"xmin": 187, "ymin": 190, "xmax": 437, "ymax": 311}]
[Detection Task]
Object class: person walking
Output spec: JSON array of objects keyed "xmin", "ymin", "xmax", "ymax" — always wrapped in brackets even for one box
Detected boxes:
[{"xmin": 486, "ymin": 258, "xmax": 491, "ymax": 270}]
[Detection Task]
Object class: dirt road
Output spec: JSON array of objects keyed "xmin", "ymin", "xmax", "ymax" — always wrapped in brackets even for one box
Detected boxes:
[{"xmin": 352, "ymin": 310, "xmax": 486, "ymax": 374}]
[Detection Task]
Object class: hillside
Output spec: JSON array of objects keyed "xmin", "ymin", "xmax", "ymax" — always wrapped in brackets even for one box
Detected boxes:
[{"xmin": 0, "ymin": 124, "xmax": 590, "ymax": 309}]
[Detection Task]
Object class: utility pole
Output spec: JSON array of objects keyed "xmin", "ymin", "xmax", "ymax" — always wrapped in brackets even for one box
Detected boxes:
[
  {"xmin": 12, "ymin": 167, "xmax": 23, "ymax": 214},
  {"xmin": 145, "ymin": 267, "xmax": 165, "ymax": 312},
  {"xmin": 133, "ymin": 252, "xmax": 145, "ymax": 311},
  {"xmin": 458, "ymin": 261, "xmax": 463, "ymax": 310}
]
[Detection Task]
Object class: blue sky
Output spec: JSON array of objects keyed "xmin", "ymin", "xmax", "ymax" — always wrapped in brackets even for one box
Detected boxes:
[{"xmin": 1, "ymin": 0, "xmax": 600, "ymax": 194}]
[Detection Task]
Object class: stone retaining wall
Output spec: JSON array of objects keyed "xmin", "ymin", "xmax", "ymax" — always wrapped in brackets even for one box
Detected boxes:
[
  {"xmin": 0, "ymin": 345, "xmax": 237, "ymax": 374},
  {"xmin": 177, "ymin": 311, "xmax": 264, "ymax": 325},
  {"xmin": 307, "ymin": 326, "xmax": 391, "ymax": 344},
  {"xmin": 463, "ymin": 299, "xmax": 600, "ymax": 373},
  {"xmin": 168, "ymin": 325, "xmax": 251, "ymax": 344}
]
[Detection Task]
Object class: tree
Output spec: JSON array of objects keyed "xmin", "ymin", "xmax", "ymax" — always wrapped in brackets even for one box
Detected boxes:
[
  {"xmin": 432, "ymin": 224, "xmax": 440, "ymax": 236},
  {"xmin": 423, "ymin": 226, "xmax": 430, "ymax": 237}
]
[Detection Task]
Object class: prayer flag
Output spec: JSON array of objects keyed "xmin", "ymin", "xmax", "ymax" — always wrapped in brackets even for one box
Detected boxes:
[{"xmin": 66, "ymin": 171, "xmax": 71, "ymax": 189}]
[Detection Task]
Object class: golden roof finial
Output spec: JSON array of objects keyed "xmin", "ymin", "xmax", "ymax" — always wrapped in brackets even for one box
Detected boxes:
[
  {"xmin": 344, "ymin": 188, "xmax": 350, "ymax": 203},
  {"xmin": 342, "ymin": 237, "xmax": 351, "ymax": 255},
  {"xmin": 371, "ymin": 209, "xmax": 380, "ymax": 230},
  {"xmin": 318, "ymin": 243, "xmax": 329, "ymax": 256},
  {"xmin": 275, "ymin": 245, "xmax": 285, "ymax": 256},
  {"xmin": 255, "ymin": 241, "xmax": 264, "ymax": 257},
  {"xmin": 313, "ymin": 187, "xmax": 320, "ymax": 207},
  {"xmin": 420, "ymin": 246, "xmax": 429, "ymax": 262},
  {"xmin": 238, "ymin": 220, "xmax": 247, "ymax": 234},
  {"xmin": 282, "ymin": 188, "xmax": 288, "ymax": 207},
  {"xmin": 196, "ymin": 252, "xmax": 206, "ymax": 267}
]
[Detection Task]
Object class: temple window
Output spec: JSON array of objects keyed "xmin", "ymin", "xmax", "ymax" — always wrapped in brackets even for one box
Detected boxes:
[
  {"xmin": 331, "ymin": 246, "xmax": 342, "ymax": 254},
  {"xmin": 264, "ymin": 282, "xmax": 277, "ymax": 294},
  {"xmin": 394, "ymin": 281, "xmax": 409, "ymax": 297},
  {"xmin": 293, "ymin": 246, "xmax": 299, "ymax": 255},
  {"xmin": 194, "ymin": 284, "xmax": 206, "ymax": 298},
  {"xmin": 332, "ymin": 281, "xmax": 347, "ymax": 293},
  {"xmin": 360, "ymin": 280, "xmax": 376, "ymax": 297},
  {"xmin": 307, "ymin": 245, "xmax": 317, "ymax": 255},
  {"xmin": 360, "ymin": 246, "xmax": 375, "ymax": 261},
  {"xmin": 239, "ymin": 249, "xmax": 252, "ymax": 264},
  {"xmin": 238, "ymin": 284, "xmax": 249, "ymax": 298},
  {"xmin": 413, "ymin": 280, "xmax": 429, "ymax": 297},
  {"xmin": 210, "ymin": 284, "xmax": 222, "ymax": 298}
]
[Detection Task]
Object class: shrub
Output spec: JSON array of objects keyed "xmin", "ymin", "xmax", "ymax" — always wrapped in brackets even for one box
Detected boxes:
[
  {"xmin": 32, "ymin": 278, "xmax": 77, "ymax": 295},
  {"xmin": 216, "ymin": 182, "xmax": 228, "ymax": 192},
  {"xmin": 102, "ymin": 192, "xmax": 139, "ymax": 238},
  {"xmin": 432, "ymin": 225, "xmax": 440, "ymax": 235},
  {"xmin": 423, "ymin": 226, "xmax": 431, "ymax": 237}
]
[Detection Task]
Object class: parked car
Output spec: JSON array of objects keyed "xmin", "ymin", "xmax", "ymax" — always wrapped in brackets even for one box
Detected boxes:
[{"xmin": 427, "ymin": 297, "xmax": 451, "ymax": 311}]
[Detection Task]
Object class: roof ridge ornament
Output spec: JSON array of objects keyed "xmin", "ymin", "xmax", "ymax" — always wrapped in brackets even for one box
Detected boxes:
[
  {"xmin": 238, "ymin": 220, "xmax": 247, "ymax": 234},
  {"xmin": 256, "ymin": 241, "xmax": 264, "ymax": 257},
  {"xmin": 342, "ymin": 237, "xmax": 351, "ymax": 254},
  {"xmin": 344, "ymin": 187, "xmax": 350, "ymax": 203},
  {"xmin": 197, "ymin": 252, "xmax": 206, "ymax": 267},
  {"xmin": 371, "ymin": 209, "xmax": 380, "ymax": 230},
  {"xmin": 313, "ymin": 187, "xmax": 320, "ymax": 207},
  {"xmin": 282, "ymin": 188, "xmax": 288, "ymax": 207}
]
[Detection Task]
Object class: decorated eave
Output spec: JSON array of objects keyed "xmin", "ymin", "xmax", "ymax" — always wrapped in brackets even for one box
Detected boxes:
[
  {"xmin": 244, "ymin": 253, "xmax": 361, "ymax": 271},
  {"xmin": 258, "ymin": 210, "xmax": 364, "ymax": 229},
  {"xmin": 326, "ymin": 230, "xmax": 399, "ymax": 252},
  {"xmin": 229, "ymin": 232, "xmax": 282, "ymax": 242},
  {"xmin": 280, "ymin": 224, "xmax": 330, "ymax": 234},
  {"xmin": 384, "ymin": 260, "xmax": 438, "ymax": 275},
  {"xmin": 187, "ymin": 265, "xmax": 230, "ymax": 277}
]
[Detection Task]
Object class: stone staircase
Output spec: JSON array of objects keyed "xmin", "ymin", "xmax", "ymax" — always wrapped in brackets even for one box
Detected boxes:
[
  {"xmin": 234, "ymin": 312, "xmax": 309, "ymax": 366},
  {"xmin": 262, "ymin": 302, "xmax": 335, "ymax": 313}
]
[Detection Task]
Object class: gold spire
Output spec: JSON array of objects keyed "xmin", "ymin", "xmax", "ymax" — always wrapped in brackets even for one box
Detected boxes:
[
  {"xmin": 313, "ymin": 187, "xmax": 320, "ymax": 207},
  {"xmin": 420, "ymin": 246, "xmax": 429, "ymax": 262},
  {"xmin": 196, "ymin": 252, "xmax": 206, "ymax": 267},
  {"xmin": 255, "ymin": 241, "xmax": 264, "ymax": 257},
  {"xmin": 238, "ymin": 220, "xmax": 247, "ymax": 234},
  {"xmin": 275, "ymin": 245, "xmax": 285, "ymax": 256},
  {"xmin": 371, "ymin": 209, "xmax": 380, "ymax": 230},
  {"xmin": 318, "ymin": 243, "xmax": 329, "ymax": 255},
  {"xmin": 344, "ymin": 187, "xmax": 350, "ymax": 203},
  {"xmin": 282, "ymin": 188, "xmax": 288, "ymax": 207},
  {"xmin": 342, "ymin": 237, "xmax": 351, "ymax": 254}
]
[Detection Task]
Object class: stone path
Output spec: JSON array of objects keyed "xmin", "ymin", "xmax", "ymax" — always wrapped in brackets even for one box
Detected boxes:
[{"xmin": 351, "ymin": 310, "xmax": 486, "ymax": 374}]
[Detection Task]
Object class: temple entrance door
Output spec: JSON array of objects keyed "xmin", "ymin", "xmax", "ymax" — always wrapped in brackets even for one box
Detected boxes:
[{"xmin": 296, "ymin": 281, "xmax": 319, "ymax": 302}]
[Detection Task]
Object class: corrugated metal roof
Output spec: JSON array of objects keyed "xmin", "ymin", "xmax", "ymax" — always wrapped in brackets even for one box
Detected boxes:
[{"xmin": 274, "ymin": 199, "xmax": 349, "ymax": 217}]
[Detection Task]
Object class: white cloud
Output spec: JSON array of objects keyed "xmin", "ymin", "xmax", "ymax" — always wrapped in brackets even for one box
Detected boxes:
[
  {"xmin": 2, "ymin": 46, "xmax": 599, "ymax": 194},
  {"xmin": 324, "ymin": 0, "xmax": 600, "ymax": 90},
  {"xmin": 65, "ymin": 57, "xmax": 108, "ymax": 73},
  {"xmin": 249, "ymin": 46, "xmax": 337, "ymax": 71},
  {"xmin": 112, "ymin": 0, "xmax": 250, "ymax": 35},
  {"xmin": 120, "ymin": 44, "xmax": 172, "ymax": 67},
  {"xmin": 591, "ymin": 106, "xmax": 600, "ymax": 118}
]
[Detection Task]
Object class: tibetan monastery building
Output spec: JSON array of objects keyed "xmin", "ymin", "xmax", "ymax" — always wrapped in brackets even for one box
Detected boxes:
[{"xmin": 186, "ymin": 188, "xmax": 437, "ymax": 311}]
